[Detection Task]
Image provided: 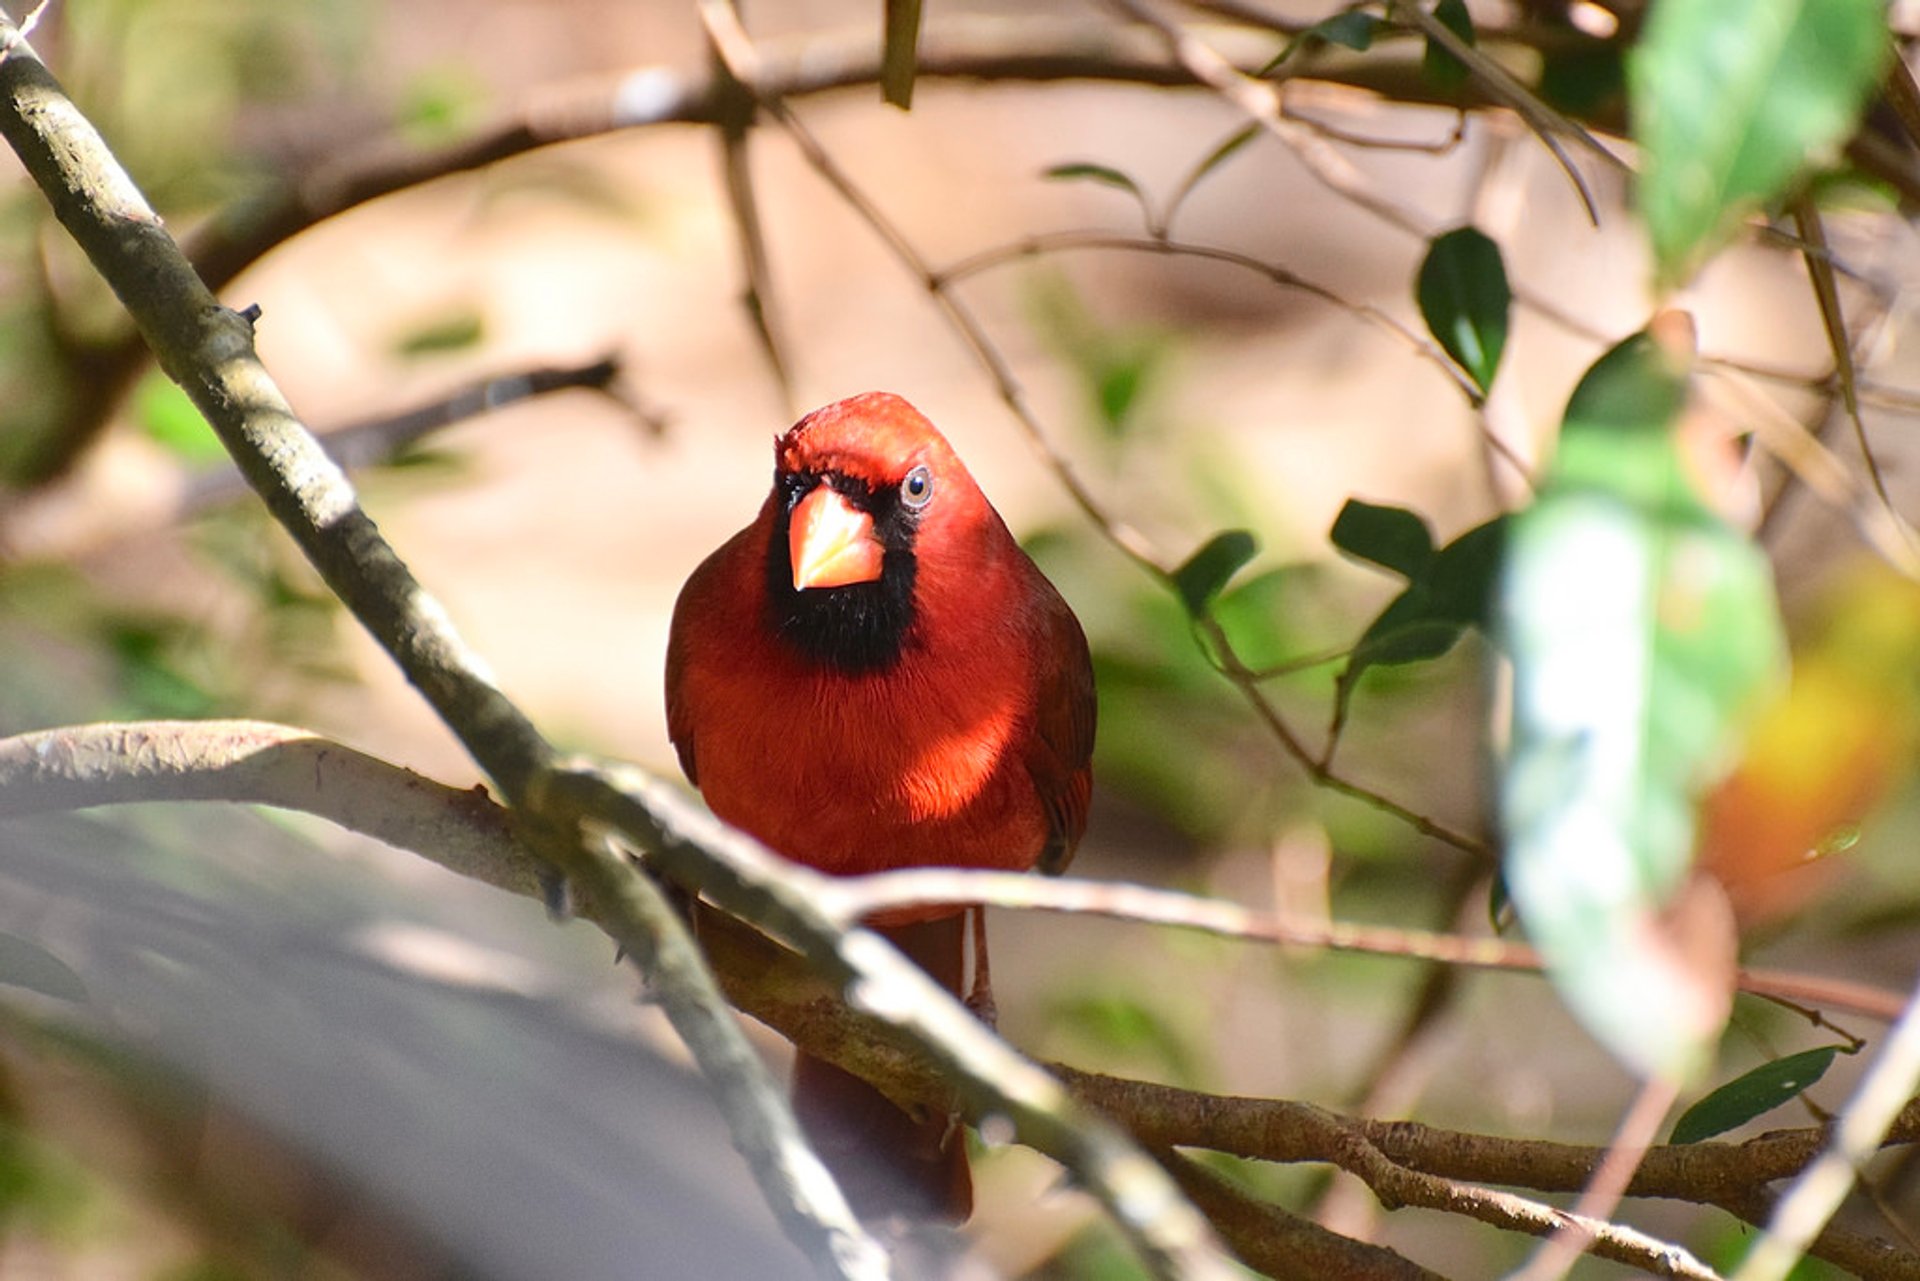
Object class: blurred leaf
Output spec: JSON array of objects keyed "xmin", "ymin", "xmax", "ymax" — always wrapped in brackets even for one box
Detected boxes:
[
  {"xmin": 1025, "ymin": 274, "xmax": 1168, "ymax": 438},
  {"xmin": 1539, "ymin": 36, "xmax": 1625, "ymax": 116},
  {"xmin": 1421, "ymin": 0, "xmax": 1476, "ymax": 93},
  {"xmin": 1098, "ymin": 357, "xmax": 1151, "ymax": 431},
  {"xmin": 1164, "ymin": 124, "xmax": 1260, "ymax": 229},
  {"xmin": 1630, "ymin": 0, "xmax": 1887, "ymax": 285},
  {"xmin": 1174, "ymin": 530, "xmax": 1258, "ymax": 615},
  {"xmin": 1047, "ymin": 991, "xmax": 1202, "ymax": 1085},
  {"xmin": 1258, "ymin": 10, "xmax": 1381, "ymax": 73},
  {"xmin": 1671, "ymin": 1046, "xmax": 1847, "ymax": 1143},
  {"xmin": 1330, "ymin": 499, "xmax": 1435, "ymax": 579},
  {"xmin": 881, "ymin": 0, "xmax": 924, "ymax": 108},
  {"xmin": 0, "ymin": 933, "xmax": 87, "ymax": 1002},
  {"xmin": 107, "ymin": 618, "xmax": 220, "ymax": 719},
  {"xmin": 397, "ymin": 65, "xmax": 490, "ymax": 146},
  {"xmin": 135, "ymin": 372, "xmax": 224, "ymax": 464},
  {"xmin": 1417, "ymin": 227, "xmax": 1510, "ymax": 394},
  {"xmin": 1699, "ymin": 566, "xmax": 1920, "ymax": 923},
  {"xmin": 391, "ymin": 308, "xmax": 486, "ymax": 358},
  {"xmin": 1499, "ymin": 327, "xmax": 1786, "ymax": 1080}
]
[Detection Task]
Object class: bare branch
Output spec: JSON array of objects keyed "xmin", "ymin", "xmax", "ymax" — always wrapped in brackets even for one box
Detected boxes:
[{"xmin": 1386, "ymin": 0, "xmax": 1620, "ymax": 224}]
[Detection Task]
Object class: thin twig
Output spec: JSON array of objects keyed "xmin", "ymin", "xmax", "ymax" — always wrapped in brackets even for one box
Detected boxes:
[
  {"xmin": 935, "ymin": 228, "xmax": 1486, "ymax": 406},
  {"xmin": 1704, "ymin": 367, "xmax": 1920, "ymax": 580},
  {"xmin": 1386, "ymin": 0, "xmax": 1616, "ymax": 226},
  {"xmin": 707, "ymin": 18, "xmax": 799, "ymax": 413},
  {"xmin": 1787, "ymin": 193, "xmax": 1911, "ymax": 552}
]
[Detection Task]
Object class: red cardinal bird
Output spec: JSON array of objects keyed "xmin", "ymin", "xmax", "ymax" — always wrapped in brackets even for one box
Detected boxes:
[{"xmin": 665, "ymin": 392, "xmax": 1095, "ymax": 1221}]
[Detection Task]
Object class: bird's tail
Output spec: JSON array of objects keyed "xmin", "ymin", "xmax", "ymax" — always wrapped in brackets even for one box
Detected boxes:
[{"xmin": 790, "ymin": 913, "xmax": 972, "ymax": 1222}]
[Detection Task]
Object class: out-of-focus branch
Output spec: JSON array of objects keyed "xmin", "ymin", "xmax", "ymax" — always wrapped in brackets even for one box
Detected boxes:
[
  {"xmin": 0, "ymin": 29, "xmax": 886, "ymax": 1279},
  {"xmin": 8, "ymin": 717, "xmax": 1920, "ymax": 1278},
  {"xmin": 0, "ymin": 355, "xmax": 648, "ymax": 566}
]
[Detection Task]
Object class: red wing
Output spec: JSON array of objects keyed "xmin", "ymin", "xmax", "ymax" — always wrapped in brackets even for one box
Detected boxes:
[{"xmin": 1024, "ymin": 578, "xmax": 1097, "ymax": 875}]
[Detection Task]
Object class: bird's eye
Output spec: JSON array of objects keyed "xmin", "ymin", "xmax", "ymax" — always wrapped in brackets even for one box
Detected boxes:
[{"xmin": 900, "ymin": 465, "xmax": 934, "ymax": 510}]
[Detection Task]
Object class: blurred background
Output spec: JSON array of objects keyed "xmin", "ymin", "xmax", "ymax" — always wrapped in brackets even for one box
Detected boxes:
[{"xmin": 0, "ymin": 1, "xmax": 1917, "ymax": 1276}]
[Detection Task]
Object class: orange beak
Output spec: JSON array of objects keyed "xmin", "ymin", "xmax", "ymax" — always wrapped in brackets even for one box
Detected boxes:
[{"xmin": 789, "ymin": 485, "xmax": 884, "ymax": 590}]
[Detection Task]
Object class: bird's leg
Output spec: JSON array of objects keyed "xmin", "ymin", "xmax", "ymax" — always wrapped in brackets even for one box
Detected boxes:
[{"xmin": 964, "ymin": 907, "xmax": 998, "ymax": 1028}]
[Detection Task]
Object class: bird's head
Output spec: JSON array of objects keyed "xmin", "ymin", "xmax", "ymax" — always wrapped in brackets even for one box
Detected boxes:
[{"xmin": 765, "ymin": 392, "xmax": 986, "ymax": 670}]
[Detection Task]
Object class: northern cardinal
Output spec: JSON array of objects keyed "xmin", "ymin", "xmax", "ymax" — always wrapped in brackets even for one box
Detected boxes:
[{"xmin": 665, "ymin": 392, "xmax": 1095, "ymax": 1220}]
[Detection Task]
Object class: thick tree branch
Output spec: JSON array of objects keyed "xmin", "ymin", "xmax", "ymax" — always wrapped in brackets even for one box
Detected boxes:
[{"xmin": 0, "ymin": 29, "xmax": 887, "ymax": 1280}]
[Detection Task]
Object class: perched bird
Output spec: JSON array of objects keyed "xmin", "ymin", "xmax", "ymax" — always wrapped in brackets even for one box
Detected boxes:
[{"xmin": 665, "ymin": 392, "xmax": 1095, "ymax": 1220}]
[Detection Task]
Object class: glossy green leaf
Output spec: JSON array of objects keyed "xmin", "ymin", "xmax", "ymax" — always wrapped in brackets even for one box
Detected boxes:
[
  {"xmin": 1044, "ymin": 162, "xmax": 1148, "ymax": 204},
  {"xmin": 1259, "ymin": 10, "xmax": 1381, "ymax": 73},
  {"xmin": 1499, "ymin": 328, "xmax": 1786, "ymax": 1081},
  {"xmin": 1164, "ymin": 124, "xmax": 1260, "ymax": 229},
  {"xmin": 1422, "ymin": 0, "xmax": 1476, "ymax": 93},
  {"xmin": 1417, "ymin": 227, "xmax": 1511, "ymax": 395},
  {"xmin": 1330, "ymin": 515, "xmax": 1506, "ymax": 750},
  {"xmin": 1630, "ymin": 0, "xmax": 1888, "ymax": 285},
  {"xmin": 1671, "ymin": 1046, "xmax": 1848, "ymax": 1143},
  {"xmin": 1174, "ymin": 530, "xmax": 1258, "ymax": 615},
  {"xmin": 0, "ymin": 933, "xmax": 86, "ymax": 1003},
  {"xmin": 1330, "ymin": 499, "xmax": 1434, "ymax": 579}
]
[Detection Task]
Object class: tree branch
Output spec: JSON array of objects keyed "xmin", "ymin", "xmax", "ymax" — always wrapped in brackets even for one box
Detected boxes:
[
  {"xmin": 7, "ymin": 716, "xmax": 1919, "ymax": 1279},
  {"xmin": 0, "ymin": 28, "xmax": 887, "ymax": 1279}
]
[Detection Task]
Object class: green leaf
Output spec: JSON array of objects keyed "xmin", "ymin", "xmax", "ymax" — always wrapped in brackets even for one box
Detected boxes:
[
  {"xmin": 1259, "ymin": 10, "xmax": 1381, "ymax": 73},
  {"xmin": 1672, "ymin": 1046, "xmax": 1848, "ymax": 1143},
  {"xmin": 1498, "ymin": 326, "xmax": 1786, "ymax": 1080},
  {"xmin": 392, "ymin": 308, "xmax": 486, "ymax": 358},
  {"xmin": 1330, "ymin": 515, "xmax": 1505, "ymax": 746},
  {"xmin": 1048, "ymin": 991, "xmax": 1203, "ymax": 1084},
  {"xmin": 136, "ymin": 373, "xmax": 224, "ymax": 464},
  {"xmin": 1165, "ymin": 124, "xmax": 1260, "ymax": 229},
  {"xmin": 1539, "ymin": 37, "xmax": 1625, "ymax": 116},
  {"xmin": 0, "ymin": 933, "xmax": 87, "ymax": 1003},
  {"xmin": 397, "ymin": 65, "xmax": 489, "ymax": 147},
  {"xmin": 881, "ymin": 0, "xmax": 924, "ymax": 109},
  {"xmin": 1174, "ymin": 530, "xmax": 1259, "ymax": 615},
  {"xmin": 1417, "ymin": 227, "xmax": 1511, "ymax": 394},
  {"xmin": 1043, "ymin": 162, "xmax": 1148, "ymax": 204},
  {"xmin": 1422, "ymin": 0, "xmax": 1476, "ymax": 93},
  {"xmin": 1330, "ymin": 500, "xmax": 1435, "ymax": 579},
  {"xmin": 1630, "ymin": 0, "xmax": 1889, "ymax": 286}
]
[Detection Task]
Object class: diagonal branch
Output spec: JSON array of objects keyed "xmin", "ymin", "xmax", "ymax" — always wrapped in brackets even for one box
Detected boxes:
[{"xmin": 0, "ymin": 26, "xmax": 886, "ymax": 1279}]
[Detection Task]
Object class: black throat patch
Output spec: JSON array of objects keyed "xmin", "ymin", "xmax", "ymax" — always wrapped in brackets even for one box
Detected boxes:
[{"xmin": 765, "ymin": 471, "xmax": 920, "ymax": 672}]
